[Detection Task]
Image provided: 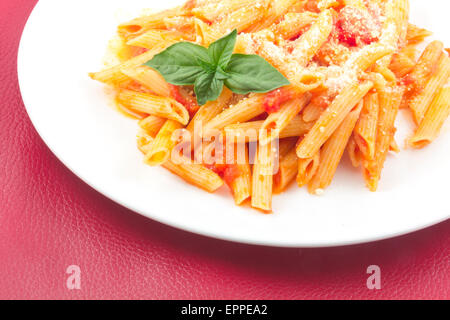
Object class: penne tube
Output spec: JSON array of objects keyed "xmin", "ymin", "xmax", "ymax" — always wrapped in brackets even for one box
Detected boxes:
[
  {"xmin": 245, "ymin": 0, "xmax": 297, "ymax": 33},
  {"xmin": 186, "ymin": 88, "xmax": 233, "ymax": 134},
  {"xmin": 121, "ymin": 66, "xmax": 171, "ymax": 97},
  {"xmin": 402, "ymin": 41, "xmax": 444, "ymax": 107},
  {"xmin": 406, "ymin": 23, "xmax": 432, "ymax": 45},
  {"xmin": 347, "ymin": 135, "xmax": 362, "ymax": 168},
  {"xmin": 343, "ymin": 0, "xmax": 365, "ymax": 7},
  {"xmin": 192, "ymin": 0, "xmax": 255, "ymax": 22},
  {"xmin": 138, "ymin": 115, "xmax": 166, "ymax": 137},
  {"xmin": 273, "ymin": 149, "xmax": 298, "ymax": 194},
  {"xmin": 389, "ymin": 52, "xmax": 416, "ymax": 78},
  {"xmin": 375, "ymin": 8, "xmax": 401, "ymax": 71},
  {"xmin": 302, "ymin": 102, "xmax": 324, "ymax": 123},
  {"xmin": 228, "ymin": 144, "xmax": 252, "ymax": 205},
  {"xmin": 407, "ymin": 87, "xmax": 450, "ymax": 149},
  {"xmin": 117, "ymin": 90, "xmax": 190, "ymax": 125},
  {"xmin": 401, "ymin": 44, "xmax": 418, "ymax": 61},
  {"xmin": 126, "ymin": 30, "xmax": 184, "ymax": 49},
  {"xmin": 347, "ymin": 43, "xmax": 395, "ymax": 73},
  {"xmin": 216, "ymin": 3, "xmax": 267, "ymax": 33},
  {"xmin": 297, "ymin": 151, "xmax": 321, "ymax": 188},
  {"xmin": 259, "ymin": 94, "xmax": 310, "ymax": 145},
  {"xmin": 318, "ymin": 0, "xmax": 341, "ymax": 10},
  {"xmin": 272, "ymin": 12, "xmax": 317, "ymax": 40},
  {"xmin": 409, "ymin": 53, "xmax": 450, "ymax": 125},
  {"xmin": 405, "ymin": 41, "xmax": 444, "ymax": 88},
  {"xmin": 297, "ymin": 81, "xmax": 373, "ymax": 159},
  {"xmin": 118, "ymin": 7, "xmax": 185, "ymax": 39},
  {"xmin": 163, "ymin": 160, "xmax": 224, "ymax": 193},
  {"xmin": 354, "ymin": 91, "xmax": 379, "ymax": 160},
  {"xmin": 363, "ymin": 86, "xmax": 404, "ymax": 191},
  {"xmin": 203, "ymin": 94, "xmax": 266, "ymax": 135},
  {"xmin": 387, "ymin": 0, "xmax": 410, "ymax": 47},
  {"xmin": 137, "ymin": 130, "xmax": 155, "ymax": 154},
  {"xmin": 390, "ymin": 138, "xmax": 400, "ymax": 153},
  {"xmin": 308, "ymin": 102, "xmax": 363, "ymax": 194},
  {"xmin": 163, "ymin": 16, "xmax": 196, "ymax": 34},
  {"xmin": 137, "ymin": 131, "xmax": 224, "ymax": 192},
  {"xmin": 224, "ymin": 115, "xmax": 313, "ymax": 143},
  {"xmin": 277, "ymin": 137, "xmax": 297, "ymax": 158},
  {"xmin": 290, "ymin": 9, "xmax": 334, "ymax": 67},
  {"xmin": 89, "ymin": 44, "xmax": 172, "ymax": 85},
  {"xmin": 187, "ymin": 89, "xmax": 233, "ymax": 159},
  {"xmin": 144, "ymin": 120, "xmax": 183, "ymax": 166},
  {"xmin": 194, "ymin": 18, "xmax": 223, "ymax": 46},
  {"xmin": 251, "ymin": 141, "xmax": 275, "ymax": 212}
]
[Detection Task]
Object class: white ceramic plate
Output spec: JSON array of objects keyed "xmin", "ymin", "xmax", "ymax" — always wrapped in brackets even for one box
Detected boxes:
[{"xmin": 18, "ymin": 0, "xmax": 450, "ymax": 247}]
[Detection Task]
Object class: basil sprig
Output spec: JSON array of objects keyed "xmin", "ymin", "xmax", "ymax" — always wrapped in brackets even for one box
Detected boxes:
[{"xmin": 145, "ymin": 30, "xmax": 290, "ymax": 105}]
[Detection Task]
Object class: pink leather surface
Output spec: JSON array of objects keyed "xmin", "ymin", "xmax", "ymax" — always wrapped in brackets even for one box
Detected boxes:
[{"xmin": 0, "ymin": 0, "xmax": 449, "ymax": 300}]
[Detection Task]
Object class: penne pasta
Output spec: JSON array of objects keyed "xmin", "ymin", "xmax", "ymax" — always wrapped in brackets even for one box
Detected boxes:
[
  {"xmin": 308, "ymin": 102, "xmax": 363, "ymax": 194},
  {"xmin": 138, "ymin": 115, "xmax": 166, "ymax": 137},
  {"xmin": 272, "ymin": 12, "xmax": 317, "ymax": 40},
  {"xmin": 216, "ymin": 3, "xmax": 267, "ymax": 34},
  {"xmin": 251, "ymin": 140, "xmax": 275, "ymax": 212},
  {"xmin": 389, "ymin": 52, "xmax": 416, "ymax": 78},
  {"xmin": 364, "ymin": 86, "xmax": 405, "ymax": 191},
  {"xmin": 228, "ymin": 144, "xmax": 252, "ymax": 205},
  {"xmin": 354, "ymin": 91, "xmax": 379, "ymax": 160},
  {"xmin": 224, "ymin": 115, "xmax": 313, "ymax": 143},
  {"xmin": 121, "ymin": 66, "xmax": 171, "ymax": 97},
  {"xmin": 273, "ymin": 148, "xmax": 298, "ymax": 194},
  {"xmin": 290, "ymin": 9, "xmax": 334, "ymax": 67},
  {"xmin": 118, "ymin": 6, "xmax": 185, "ymax": 39},
  {"xmin": 302, "ymin": 102, "xmax": 324, "ymax": 123},
  {"xmin": 126, "ymin": 30, "xmax": 184, "ymax": 49},
  {"xmin": 203, "ymin": 94, "xmax": 266, "ymax": 135},
  {"xmin": 117, "ymin": 90, "xmax": 190, "ymax": 125},
  {"xmin": 407, "ymin": 87, "xmax": 450, "ymax": 148},
  {"xmin": 259, "ymin": 94, "xmax": 310, "ymax": 145},
  {"xmin": 90, "ymin": 44, "xmax": 173, "ymax": 85},
  {"xmin": 297, "ymin": 151, "xmax": 321, "ymax": 188},
  {"xmin": 406, "ymin": 23, "xmax": 432, "ymax": 45},
  {"xmin": 408, "ymin": 53, "xmax": 450, "ymax": 125},
  {"xmin": 347, "ymin": 135, "xmax": 362, "ymax": 168},
  {"xmin": 163, "ymin": 159, "xmax": 225, "ymax": 193},
  {"xmin": 402, "ymin": 41, "xmax": 444, "ymax": 107},
  {"xmin": 138, "ymin": 131, "xmax": 224, "ymax": 192},
  {"xmin": 192, "ymin": 0, "xmax": 255, "ymax": 22},
  {"xmin": 144, "ymin": 120, "xmax": 184, "ymax": 166},
  {"xmin": 296, "ymin": 81, "xmax": 373, "ymax": 159}
]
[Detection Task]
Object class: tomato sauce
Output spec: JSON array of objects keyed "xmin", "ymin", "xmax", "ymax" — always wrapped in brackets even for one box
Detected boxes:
[
  {"xmin": 263, "ymin": 88, "xmax": 293, "ymax": 113},
  {"xmin": 169, "ymin": 84, "xmax": 200, "ymax": 116},
  {"xmin": 129, "ymin": 46, "xmax": 149, "ymax": 58},
  {"xmin": 215, "ymin": 164, "xmax": 241, "ymax": 186},
  {"xmin": 335, "ymin": 6, "xmax": 380, "ymax": 47},
  {"xmin": 121, "ymin": 80, "xmax": 153, "ymax": 94}
]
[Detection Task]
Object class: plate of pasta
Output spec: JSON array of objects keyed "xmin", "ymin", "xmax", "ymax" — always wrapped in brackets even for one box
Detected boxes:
[{"xmin": 18, "ymin": 0, "xmax": 450, "ymax": 247}]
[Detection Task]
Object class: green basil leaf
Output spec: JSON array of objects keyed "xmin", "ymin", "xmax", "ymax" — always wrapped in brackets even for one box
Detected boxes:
[
  {"xmin": 215, "ymin": 66, "xmax": 230, "ymax": 80},
  {"xmin": 224, "ymin": 54, "xmax": 290, "ymax": 94},
  {"xmin": 194, "ymin": 73, "xmax": 224, "ymax": 106},
  {"xmin": 145, "ymin": 42, "xmax": 210, "ymax": 85},
  {"xmin": 208, "ymin": 29, "xmax": 237, "ymax": 69},
  {"xmin": 196, "ymin": 57, "xmax": 216, "ymax": 74}
]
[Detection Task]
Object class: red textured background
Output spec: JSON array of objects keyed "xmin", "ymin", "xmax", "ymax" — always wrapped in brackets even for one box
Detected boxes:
[{"xmin": 0, "ymin": 0, "xmax": 449, "ymax": 300}]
